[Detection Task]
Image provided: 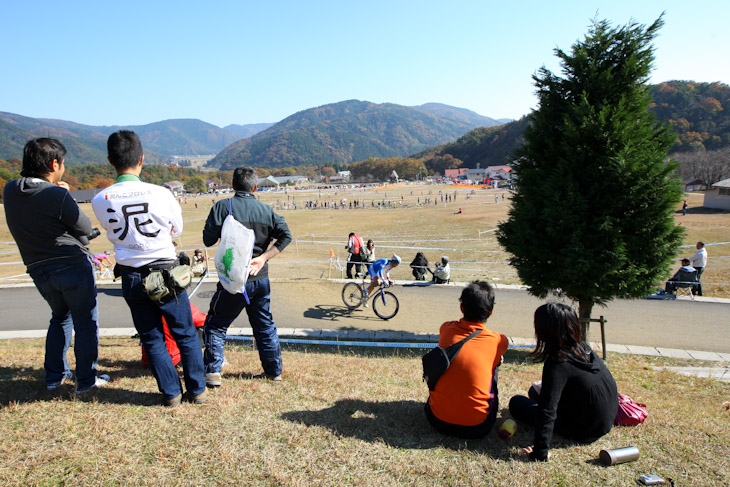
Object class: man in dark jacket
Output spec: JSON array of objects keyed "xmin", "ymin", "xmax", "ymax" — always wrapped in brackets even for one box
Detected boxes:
[
  {"xmin": 202, "ymin": 167, "xmax": 292, "ymax": 386},
  {"xmin": 3, "ymin": 138, "xmax": 107, "ymax": 393}
]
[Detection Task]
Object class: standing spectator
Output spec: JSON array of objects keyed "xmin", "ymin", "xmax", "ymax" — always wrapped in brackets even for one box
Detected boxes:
[
  {"xmin": 4, "ymin": 138, "xmax": 106, "ymax": 393},
  {"xmin": 509, "ymin": 302, "xmax": 617, "ymax": 461},
  {"xmin": 689, "ymin": 241, "xmax": 708, "ymax": 295},
  {"xmin": 345, "ymin": 232, "xmax": 365, "ymax": 279},
  {"xmin": 92, "ymin": 131, "xmax": 206, "ymax": 407},
  {"xmin": 425, "ymin": 281, "xmax": 508, "ymax": 438},
  {"xmin": 682, "ymin": 200, "xmax": 688, "ymax": 215},
  {"xmin": 202, "ymin": 167, "xmax": 292, "ymax": 385},
  {"xmin": 363, "ymin": 239, "xmax": 376, "ymax": 271}
]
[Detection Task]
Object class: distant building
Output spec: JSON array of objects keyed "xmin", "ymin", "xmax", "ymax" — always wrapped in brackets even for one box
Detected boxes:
[
  {"xmin": 444, "ymin": 168, "xmax": 468, "ymax": 179},
  {"xmin": 257, "ymin": 176, "xmax": 281, "ymax": 189},
  {"xmin": 703, "ymin": 178, "xmax": 730, "ymax": 210},
  {"xmin": 338, "ymin": 170, "xmax": 351, "ymax": 180},
  {"xmin": 682, "ymin": 178, "xmax": 705, "ymax": 192},
  {"xmin": 205, "ymin": 179, "xmax": 219, "ymax": 193},
  {"xmin": 162, "ymin": 181, "xmax": 184, "ymax": 195}
]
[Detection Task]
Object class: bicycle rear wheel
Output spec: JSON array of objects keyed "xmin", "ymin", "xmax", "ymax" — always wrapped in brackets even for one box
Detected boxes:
[
  {"xmin": 342, "ymin": 282, "xmax": 364, "ymax": 309},
  {"xmin": 373, "ymin": 290, "xmax": 399, "ymax": 320}
]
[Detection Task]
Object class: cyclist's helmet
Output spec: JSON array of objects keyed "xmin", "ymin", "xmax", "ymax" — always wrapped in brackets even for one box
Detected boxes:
[{"xmin": 391, "ymin": 254, "xmax": 402, "ymax": 265}]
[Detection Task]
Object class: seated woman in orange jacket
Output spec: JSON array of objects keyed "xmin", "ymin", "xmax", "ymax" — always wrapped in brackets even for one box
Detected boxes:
[{"xmin": 425, "ymin": 281, "xmax": 509, "ymax": 438}]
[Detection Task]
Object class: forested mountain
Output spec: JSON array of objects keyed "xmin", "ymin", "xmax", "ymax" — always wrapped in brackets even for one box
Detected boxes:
[
  {"xmin": 417, "ymin": 81, "xmax": 730, "ymax": 169},
  {"xmin": 223, "ymin": 123, "xmax": 274, "ymax": 139},
  {"xmin": 650, "ymin": 81, "xmax": 730, "ymax": 152},
  {"xmin": 412, "ymin": 103, "xmax": 506, "ymax": 127},
  {"xmin": 0, "ymin": 113, "xmax": 239, "ymax": 165},
  {"xmin": 208, "ymin": 100, "xmax": 491, "ymax": 170}
]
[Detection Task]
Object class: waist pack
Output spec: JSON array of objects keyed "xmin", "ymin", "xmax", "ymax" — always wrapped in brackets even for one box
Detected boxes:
[
  {"xmin": 614, "ymin": 393, "xmax": 648, "ymax": 426},
  {"xmin": 142, "ymin": 264, "xmax": 193, "ymax": 302},
  {"xmin": 422, "ymin": 329, "xmax": 481, "ymax": 391}
]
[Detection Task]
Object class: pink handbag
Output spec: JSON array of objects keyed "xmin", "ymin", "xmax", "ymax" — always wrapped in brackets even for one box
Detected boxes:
[{"xmin": 614, "ymin": 393, "xmax": 648, "ymax": 426}]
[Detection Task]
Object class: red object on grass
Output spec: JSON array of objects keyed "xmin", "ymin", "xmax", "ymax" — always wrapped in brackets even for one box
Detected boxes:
[{"xmin": 141, "ymin": 302, "xmax": 206, "ymax": 367}]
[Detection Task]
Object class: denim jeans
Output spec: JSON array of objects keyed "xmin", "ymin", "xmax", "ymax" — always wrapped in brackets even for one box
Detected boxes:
[
  {"xmin": 29, "ymin": 256, "xmax": 99, "ymax": 390},
  {"xmin": 121, "ymin": 269, "xmax": 206, "ymax": 400},
  {"xmin": 204, "ymin": 277, "xmax": 282, "ymax": 376}
]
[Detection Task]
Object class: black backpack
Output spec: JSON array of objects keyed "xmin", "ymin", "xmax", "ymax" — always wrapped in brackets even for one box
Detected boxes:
[{"xmin": 422, "ymin": 329, "xmax": 481, "ymax": 391}]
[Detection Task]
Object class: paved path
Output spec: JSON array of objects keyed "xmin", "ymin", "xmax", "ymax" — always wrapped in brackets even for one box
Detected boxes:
[{"xmin": 2, "ymin": 277, "xmax": 729, "ymax": 353}]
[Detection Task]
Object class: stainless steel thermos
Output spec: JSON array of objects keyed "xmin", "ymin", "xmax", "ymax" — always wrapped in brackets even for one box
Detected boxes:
[{"xmin": 599, "ymin": 446, "xmax": 640, "ymax": 466}]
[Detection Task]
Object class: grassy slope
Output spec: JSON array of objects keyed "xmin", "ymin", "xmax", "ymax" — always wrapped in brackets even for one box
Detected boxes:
[{"xmin": 0, "ymin": 338, "xmax": 728, "ymax": 486}]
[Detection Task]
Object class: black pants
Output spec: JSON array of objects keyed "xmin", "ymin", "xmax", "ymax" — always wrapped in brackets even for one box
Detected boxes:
[
  {"xmin": 509, "ymin": 385, "xmax": 573, "ymax": 437},
  {"xmin": 346, "ymin": 253, "xmax": 363, "ymax": 279}
]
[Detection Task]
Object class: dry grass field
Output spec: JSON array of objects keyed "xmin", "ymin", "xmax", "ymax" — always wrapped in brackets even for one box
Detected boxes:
[
  {"xmin": 2, "ymin": 182, "xmax": 729, "ymax": 295},
  {"xmin": 0, "ymin": 338, "xmax": 728, "ymax": 486},
  {"xmin": 1, "ymin": 181, "xmax": 730, "ymax": 486}
]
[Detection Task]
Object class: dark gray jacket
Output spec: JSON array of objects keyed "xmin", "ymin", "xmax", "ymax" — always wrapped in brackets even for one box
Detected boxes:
[
  {"xmin": 203, "ymin": 192, "xmax": 292, "ymax": 281},
  {"xmin": 4, "ymin": 177, "xmax": 94, "ymax": 269}
]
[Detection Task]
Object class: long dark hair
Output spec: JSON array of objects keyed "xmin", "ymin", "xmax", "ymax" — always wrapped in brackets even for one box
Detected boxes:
[{"xmin": 530, "ymin": 302, "xmax": 589, "ymax": 363}]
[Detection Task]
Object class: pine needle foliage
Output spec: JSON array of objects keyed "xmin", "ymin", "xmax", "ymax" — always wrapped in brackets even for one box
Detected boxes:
[{"xmin": 497, "ymin": 16, "xmax": 684, "ymax": 323}]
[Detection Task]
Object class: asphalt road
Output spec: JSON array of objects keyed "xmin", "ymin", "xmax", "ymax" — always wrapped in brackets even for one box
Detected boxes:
[{"xmin": 1, "ymin": 279, "xmax": 729, "ymax": 353}]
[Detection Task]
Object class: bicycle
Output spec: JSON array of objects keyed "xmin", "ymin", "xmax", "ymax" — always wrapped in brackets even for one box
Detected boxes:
[{"xmin": 341, "ymin": 279, "xmax": 400, "ymax": 320}]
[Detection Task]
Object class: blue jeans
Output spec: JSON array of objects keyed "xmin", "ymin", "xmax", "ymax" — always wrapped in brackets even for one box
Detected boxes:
[
  {"xmin": 204, "ymin": 278, "xmax": 282, "ymax": 376},
  {"xmin": 29, "ymin": 256, "xmax": 99, "ymax": 390},
  {"xmin": 121, "ymin": 269, "xmax": 206, "ymax": 399}
]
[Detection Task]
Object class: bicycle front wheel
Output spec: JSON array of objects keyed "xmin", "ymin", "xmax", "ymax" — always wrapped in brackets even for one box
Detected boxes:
[
  {"xmin": 342, "ymin": 282, "xmax": 364, "ymax": 309},
  {"xmin": 373, "ymin": 291, "xmax": 399, "ymax": 320}
]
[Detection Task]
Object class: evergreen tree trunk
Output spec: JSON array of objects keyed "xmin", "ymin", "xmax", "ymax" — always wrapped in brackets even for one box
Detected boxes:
[{"xmin": 578, "ymin": 300, "xmax": 594, "ymax": 340}]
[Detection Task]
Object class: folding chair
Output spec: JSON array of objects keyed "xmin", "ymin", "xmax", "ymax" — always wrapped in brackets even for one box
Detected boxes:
[{"xmin": 674, "ymin": 268, "xmax": 698, "ymax": 300}]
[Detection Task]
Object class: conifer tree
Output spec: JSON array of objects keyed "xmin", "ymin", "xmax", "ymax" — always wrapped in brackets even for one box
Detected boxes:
[{"xmin": 497, "ymin": 16, "xmax": 684, "ymax": 330}]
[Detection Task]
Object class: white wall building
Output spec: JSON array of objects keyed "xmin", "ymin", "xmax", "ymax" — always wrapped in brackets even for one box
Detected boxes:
[{"xmin": 703, "ymin": 178, "xmax": 730, "ymax": 210}]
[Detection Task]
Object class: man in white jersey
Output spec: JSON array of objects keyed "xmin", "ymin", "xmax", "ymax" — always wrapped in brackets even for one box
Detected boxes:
[{"xmin": 92, "ymin": 131, "xmax": 206, "ymax": 407}]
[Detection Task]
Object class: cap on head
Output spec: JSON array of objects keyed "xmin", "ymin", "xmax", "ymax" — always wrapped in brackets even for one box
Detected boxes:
[{"xmin": 441, "ymin": 256, "xmax": 449, "ymax": 264}]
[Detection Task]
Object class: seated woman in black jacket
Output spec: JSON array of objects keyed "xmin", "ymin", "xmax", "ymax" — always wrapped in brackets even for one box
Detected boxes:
[{"xmin": 509, "ymin": 302, "xmax": 618, "ymax": 461}]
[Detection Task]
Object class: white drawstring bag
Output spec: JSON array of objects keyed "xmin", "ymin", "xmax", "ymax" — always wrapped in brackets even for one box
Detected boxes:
[{"xmin": 215, "ymin": 199, "xmax": 255, "ymax": 302}]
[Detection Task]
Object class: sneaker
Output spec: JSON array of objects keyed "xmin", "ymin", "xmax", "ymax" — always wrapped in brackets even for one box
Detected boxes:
[
  {"xmin": 363, "ymin": 302, "xmax": 369, "ymax": 308},
  {"xmin": 253, "ymin": 372, "xmax": 282, "ymax": 382},
  {"xmin": 47, "ymin": 374, "xmax": 73, "ymax": 391},
  {"xmin": 76, "ymin": 374, "xmax": 110, "ymax": 394},
  {"xmin": 186, "ymin": 389, "xmax": 208, "ymax": 405},
  {"xmin": 165, "ymin": 394, "xmax": 182, "ymax": 407},
  {"xmin": 205, "ymin": 372, "xmax": 222, "ymax": 387}
]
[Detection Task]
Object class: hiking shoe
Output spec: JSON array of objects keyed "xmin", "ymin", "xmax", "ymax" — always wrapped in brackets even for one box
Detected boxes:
[
  {"xmin": 186, "ymin": 389, "xmax": 208, "ymax": 405},
  {"xmin": 47, "ymin": 374, "xmax": 73, "ymax": 391},
  {"xmin": 76, "ymin": 374, "xmax": 110, "ymax": 394},
  {"xmin": 253, "ymin": 372, "xmax": 282, "ymax": 382},
  {"xmin": 165, "ymin": 394, "xmax": 182, "ymax": 407},
  {"xmin": 205, "ymin": 372, "xmax": 222, "ymax": 387}
]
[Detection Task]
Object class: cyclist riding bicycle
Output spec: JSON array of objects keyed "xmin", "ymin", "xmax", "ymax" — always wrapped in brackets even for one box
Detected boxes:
[{"xmin": 364, "ymin": 254, "xmax": 401, "ymax": 306}]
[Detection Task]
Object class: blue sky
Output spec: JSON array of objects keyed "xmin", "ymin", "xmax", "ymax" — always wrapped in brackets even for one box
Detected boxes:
[{"xmin": 1, "ymin": 1, "xmax": 727, "ymax": 127}]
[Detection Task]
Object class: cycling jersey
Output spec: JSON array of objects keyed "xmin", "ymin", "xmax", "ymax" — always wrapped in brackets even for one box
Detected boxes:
[{"xmin": 368, "ymin": 258, "xmax": 393, "ymax": 280}]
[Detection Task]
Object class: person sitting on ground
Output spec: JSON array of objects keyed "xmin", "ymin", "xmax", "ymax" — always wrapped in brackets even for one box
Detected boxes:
[
  {"xmin": 425, "ymin": 281, "xmax": 508, "ymax": 438},
  {"xmin": 509, "ymin": 302, "xmax": 618, "ymax": 461},
  {"xmin": 192, "ymin": 249, "xmax": 207, "ymax": 276},
  {"xmin": 364, "ymin": 254, "xmax": 401, "ymax": 306},
  {"xmin": 410, "ymin": 252, "xmax": 430, "ymax": 281},
  {"xmin": 665, "ymin": 258, "xmax": 698, "ymax": 295},
  {"xmin": 433, "ymin": 256, "xmax": 450, "ymax": 283}
]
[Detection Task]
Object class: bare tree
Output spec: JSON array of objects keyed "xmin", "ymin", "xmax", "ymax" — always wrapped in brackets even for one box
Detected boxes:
[{"xmin": 675, "ymin": 147, "xmax": 730, "ymax": 186}]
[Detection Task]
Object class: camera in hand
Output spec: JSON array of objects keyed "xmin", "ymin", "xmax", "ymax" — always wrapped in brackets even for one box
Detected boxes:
[{"xmin": 79, "ymin": 227, "xmax": 101, "ymax": 245}]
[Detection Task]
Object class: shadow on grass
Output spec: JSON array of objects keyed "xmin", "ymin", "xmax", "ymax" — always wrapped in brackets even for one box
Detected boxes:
[
  {"xmin": 282, "ymin": 398, "xmax": 514, "ymax": 456},
  {"xmin": 0, "ymin": 365, "xmax": 162, "ymax": 408}
]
